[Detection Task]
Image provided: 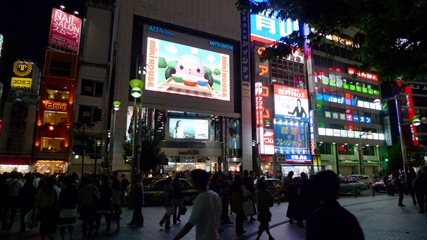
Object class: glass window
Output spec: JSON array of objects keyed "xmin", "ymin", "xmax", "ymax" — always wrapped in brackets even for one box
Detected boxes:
[
  {"xmin": 49, "ymin": 60, "xmax": 72, "ymax": 77},
  {"xmin": 78, "ymin": 105, "xmax": 102, "ymax": 123},
  {"xmin": 81, "ymin": 79, "xmax": 103, "ymax": 97},
  {"xmin": 46, "ymin": 88, "xmax": 70, "ymax": 101},
  {"xmin": 40, "ymin": 137, "xmax": 65, "ymax": 153},
  {"xmin": 318, "ymin": 143, "xmax": 332, "ymax": 154},
  {"xmin": 43, "ymin": 111, "xmax": 68, "ymax": 125}
]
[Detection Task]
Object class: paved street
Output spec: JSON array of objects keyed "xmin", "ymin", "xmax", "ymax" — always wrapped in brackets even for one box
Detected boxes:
[{"xmin": 1, "ymin": 191, "xmax": 426, "ymax": 240}]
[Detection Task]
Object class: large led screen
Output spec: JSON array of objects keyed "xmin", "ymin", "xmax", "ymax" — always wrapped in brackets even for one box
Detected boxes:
[
  {"xmin": 138, "ymin": 21, "xmax": 237, "ymax": 115},
  {"xmin": 274, "ymin": 85, "xmax": 309, "ymax": 121},
  {"xmin": 168, "ymin": 118, "xmax": 209, "ymax": 140},
  {"xmin": 145, "ymin": 37, "xmax": 230, "ymax": 101}
]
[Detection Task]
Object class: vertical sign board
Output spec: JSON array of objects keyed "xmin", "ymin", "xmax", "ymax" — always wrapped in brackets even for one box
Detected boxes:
[
  {"xmin": 0, "ymin": 34, "xmax": 3, "ymax": 58},
  {"xmin": 48, "ymin": 8, "xmax": 82, "ymax": 52},
  {"xmin": 241, "ymin": 12, "xmax": 251, "ymax": 98}
]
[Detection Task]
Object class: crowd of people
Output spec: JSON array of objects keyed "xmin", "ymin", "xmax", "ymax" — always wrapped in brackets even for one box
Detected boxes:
[
  {"xmin": 1, "ymin": 166, "xmax": 426, "ymax": 240},
  {"xmin": 0, "ymin": 170, "xmax": 130, "ymax": 239}
]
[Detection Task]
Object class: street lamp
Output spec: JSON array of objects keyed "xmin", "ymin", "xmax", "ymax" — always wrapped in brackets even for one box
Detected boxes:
[
  {"xmin": 358, "ymin": 131, "xmax": 372, "ymax": 174},
  {"xmin": 94, "ymin": 139, "xmax": 101, "ymax": 173},
  {"xmin": 108, "ymin": 101, "xmax": 121, "ymax": 173},
  {"xmin": 374, "ymin": 95, "xmax": 407, "ymax": 178},
  {"xmin": 129, "ymin": 79, "xmax": 144, "ymax": 177}
]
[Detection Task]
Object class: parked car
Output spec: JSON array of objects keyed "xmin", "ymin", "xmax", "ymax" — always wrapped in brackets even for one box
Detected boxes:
[
  {"xmin": 143, "ymin": 178, "xmax": 197, "ymax": 205},
  {"xmin": 372, "ymin": 175, "xmax": 393, "ymax": 193},
  {"xmin": 339, "ymin": 176, "xmax": 368, "ymax": 197},
  {"xmin": 348, "ymin": 174, "xmax": 373, "ymax": 189},
  {"xmin": 254, "ymin": 178, "xmax": 287, "ymax": 202}
]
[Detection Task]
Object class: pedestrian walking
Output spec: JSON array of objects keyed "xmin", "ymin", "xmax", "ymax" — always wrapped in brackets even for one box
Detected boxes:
[
  {"xmin": 254, "ymin": 178, "xmax": 275, "ymax": 240},
  {"xmin": 406, "ymin": 167, "xmax": 417, "ymax": 205},
  {"xmin": 35, "ymin": 176, "xmax": 58, "ymax": 240},
  {"xmin": 79, "ymin": 175, "xmax": 100, "ymax": 238},
  {"xmin": 306, "ymin": 170, "xmax": 364, "ymax": 240},
  {"xmin": 286, "ymin": 176, "xmax": 299, "ymax": 224},
  {"xmin": 111, "ymin": 171, "xmax": 123, "ymax": 232},
  {"xmin": 120, "ymin": 174, "xmax": 130, "ymax": 204},
  {"xmin": 173, "ymin": 169, "xmax": 222, "ymax": 240},
  {"xmin": 242, "ymin": 170, "xmax": 256, "ymax": 221},
  {"xmin": 231, "ymin": 174, "xmax": 252, "ymax": 235},
  {"xmin": 412, "ymin": 166, "xmax": 427, "ymax": 214},
  {"xmin": 171, "ymin": 176, "xmax": 183, "ymax": 224},
  {"xmin": 1, "ymin": 171, "xmax": 23, "ymax": 231},
  {"xmin": 159, "ymin": 177, "xmax": 173, "ymax": 230},
  {"xmin": 393, "ymin": 172, "xmax": 406, "ymax": 207},
  {"xmin": 94, "ymin": 175, "xmax": 112, "ymax": 235},
  {"xmin": 19, "ymin": 174, "xmax": 37, "ymax": 232},
  {"xmin": 57, "ymin": 175, "xmax": 79, "ymax": 240},
  {"xmin": 127, "ymin": 174, "xmax": 144, "ymax": 227}
]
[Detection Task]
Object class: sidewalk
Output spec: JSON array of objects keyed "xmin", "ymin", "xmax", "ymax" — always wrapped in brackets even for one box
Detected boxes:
[{"xmin": 1, "ymin": 192, "xmax": 426, "ymax": 239}]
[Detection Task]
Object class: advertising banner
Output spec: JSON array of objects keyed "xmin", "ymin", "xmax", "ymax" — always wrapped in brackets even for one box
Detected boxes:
[
  {"xmin": 274, "ymin": 85, "xmax": 309, "ymax": 121},
  {"xmin": 48, "ymin": 8, "xmax": 82, "ymax": 52},
  {"xmin": 145, "ymin": 37, "xmax": 230, "ymax": 101}
]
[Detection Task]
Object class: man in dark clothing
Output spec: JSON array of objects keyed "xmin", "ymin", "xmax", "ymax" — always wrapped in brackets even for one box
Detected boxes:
[
  {"xmin": 306, "ymin": 170, "xmax": 364, "ymax": 240},
  {"xmin": 120, "ymin": 174, "xmax": 130, "ymax": 203}
]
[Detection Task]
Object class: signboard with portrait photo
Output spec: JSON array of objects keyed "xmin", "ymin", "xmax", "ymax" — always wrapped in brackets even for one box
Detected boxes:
[
  {"xmin": 274, "ymin": 85, "xmax": 309, "ymax": 121},
  {"xmin": 168, "ymin": 118, "xmax": 209, "ymax": 140}
]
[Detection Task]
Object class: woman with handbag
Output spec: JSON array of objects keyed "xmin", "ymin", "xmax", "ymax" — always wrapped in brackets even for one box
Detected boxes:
[
  {"xmin": 254, "ymin": 178, "xmax": 275, "ymax": 240},
  {"xmin": 231, "ymin": 174, "xmax": 253, "ymax": 235}
]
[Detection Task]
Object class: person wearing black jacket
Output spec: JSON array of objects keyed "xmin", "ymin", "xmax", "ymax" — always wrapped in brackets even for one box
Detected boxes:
[{"xmin": 171, "ymin": 176, "xmax": 184, "ymax": 224}]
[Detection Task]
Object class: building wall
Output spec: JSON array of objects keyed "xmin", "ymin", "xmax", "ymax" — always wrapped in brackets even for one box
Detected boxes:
[{"xmin": 110, "ymin": 0, "xmax": 246, "ymax": 172}]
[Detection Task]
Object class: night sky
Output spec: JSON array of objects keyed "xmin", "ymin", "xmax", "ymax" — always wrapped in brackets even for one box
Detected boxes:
[{"xmin": 0, "ymin": 0, "xmax": 85, "ymax": 102}]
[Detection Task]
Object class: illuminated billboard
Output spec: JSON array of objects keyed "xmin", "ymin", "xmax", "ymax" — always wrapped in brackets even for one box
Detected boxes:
[
  {"xmin": 168, "ymin": 118, "xmax": 209, "ymax": 140},
  {"xmin": 145, "ymin": 37, "xmax": 230, "ymax": 101},
  {"xmin": 274, "ymin": 85, "xmax": 309, "ymax": 121},
  {"xmin": 138, "ymin": 21, "xmax": 237, "ymax": 114},
  {"xmin": 11, "ymin": 61, "xmax": 33, "ymax": 89},
  {"xmin": 48, "ymin": 8, "xmax": 82, "ymax": 52}
]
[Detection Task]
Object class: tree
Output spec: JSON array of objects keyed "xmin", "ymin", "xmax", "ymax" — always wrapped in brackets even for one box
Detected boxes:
[
  {"xmin": 139, "ymin": 132, "xmax": 167, "ymax": 174},
  {"xmin": 236, "ymin": 0, "xmax": 427, "ymax": 82}
]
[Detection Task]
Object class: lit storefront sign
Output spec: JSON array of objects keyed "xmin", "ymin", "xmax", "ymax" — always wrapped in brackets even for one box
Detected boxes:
[
  {"xmin": 250, "ymin": 13, "xmax": 300, "ymax": 44},
  {"xmin": 11, "ymin": 61, "xmax": 33, "ymax": 88},
  {"xmin": 43, "ymin": 100, "xmax": 68, "ymax": 111},
  {"xmin": 348, "ymin": 67, "xmax": 378, "ymax": 81},
  {"xmin": 276, "ymin": 154, "xmax": 312, "ymax": 163},
  {"xmin": 48, "ymin": 8, "xmax": 82, "ymax": 52},
  {"xmin": 404, "ymin": 86, "xmax": 419, "ymax": 146}
]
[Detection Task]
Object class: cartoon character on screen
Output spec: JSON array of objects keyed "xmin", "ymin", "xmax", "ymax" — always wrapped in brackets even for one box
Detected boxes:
[
  {"xmin": 288, "ymin": 99, "xmax": 307, "ymax": 118},
  {"xmin": 173, "ymin": 120, "xmax": 184, "ymax": 138},
  {"xmin": 165, "ymin": 54, "xmax": 214, "ymax": 87}
]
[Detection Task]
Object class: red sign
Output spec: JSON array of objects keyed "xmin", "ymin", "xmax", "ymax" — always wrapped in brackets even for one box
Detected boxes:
[{"xmin": 48, "ymin": 8, "xmax": 82, "ymax": 52}]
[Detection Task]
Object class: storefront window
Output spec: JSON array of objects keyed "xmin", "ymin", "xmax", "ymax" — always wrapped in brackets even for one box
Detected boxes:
[
  {"xmin": 46, "ymin": 88, "xmax": 70, "ymax": 101},
  {"xmin": 43, "ymin": 111, "xmax": 68, "ymax": 125},
  {"xmin": 40, "ymin": 137, "xmax": 65, "ymax": 153}
]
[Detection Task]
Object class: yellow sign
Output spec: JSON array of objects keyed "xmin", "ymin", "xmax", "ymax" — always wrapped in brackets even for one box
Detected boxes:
[
  {"xmin": 11, "ymin": 77, "xmax": 32, "ymax": 88},
  {"xmin": 13, "ymin": 61, "xmax": 33, "ymax": 77}
]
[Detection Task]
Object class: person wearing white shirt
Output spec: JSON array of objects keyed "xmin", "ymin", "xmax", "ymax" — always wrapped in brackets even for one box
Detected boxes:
[{"xmin": 173, "ymin": 169, "xmax": 222, "ymax": 240}]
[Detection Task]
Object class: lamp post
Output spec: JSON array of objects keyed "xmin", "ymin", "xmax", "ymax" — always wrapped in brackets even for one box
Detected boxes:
[
  {"xmin": 375, "ymin": 95, "xmax": 407, "ymax": 179},
  {"xmin": 108, "ymin": 101, "xmax": 121, "ymax": 173},
  {"xmin": 358, "ymin": 131, "xmax": 372, "ymax": 174},
  {"xmin": 129, "ymin": 79, "xmax": 144, "ymax": 178},
  {"xmin": 94, "ymin": 139, "xmax": 101, "ymax": 173}
]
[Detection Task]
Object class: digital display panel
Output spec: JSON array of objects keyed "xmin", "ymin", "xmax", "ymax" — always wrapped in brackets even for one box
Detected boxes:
[
  {"xmin": 168, "ymin": 118, "xmax": 209, "ymax": 140},
  {"xmin": 145, "ymin": 37, "xmax": 230, "ymax": 101},
  {"xmin": 139, "ymin": 21, "xmax": 237, "ymax": 115},
  {"xmin": 274, "ymin": 85, "xmax": 309, "ymax": 121}
]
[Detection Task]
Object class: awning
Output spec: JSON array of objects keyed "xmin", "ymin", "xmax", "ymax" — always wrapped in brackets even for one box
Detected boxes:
[{"xmin": 0, "ymin": 155, "xmax": 32, "ymax": 165}]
